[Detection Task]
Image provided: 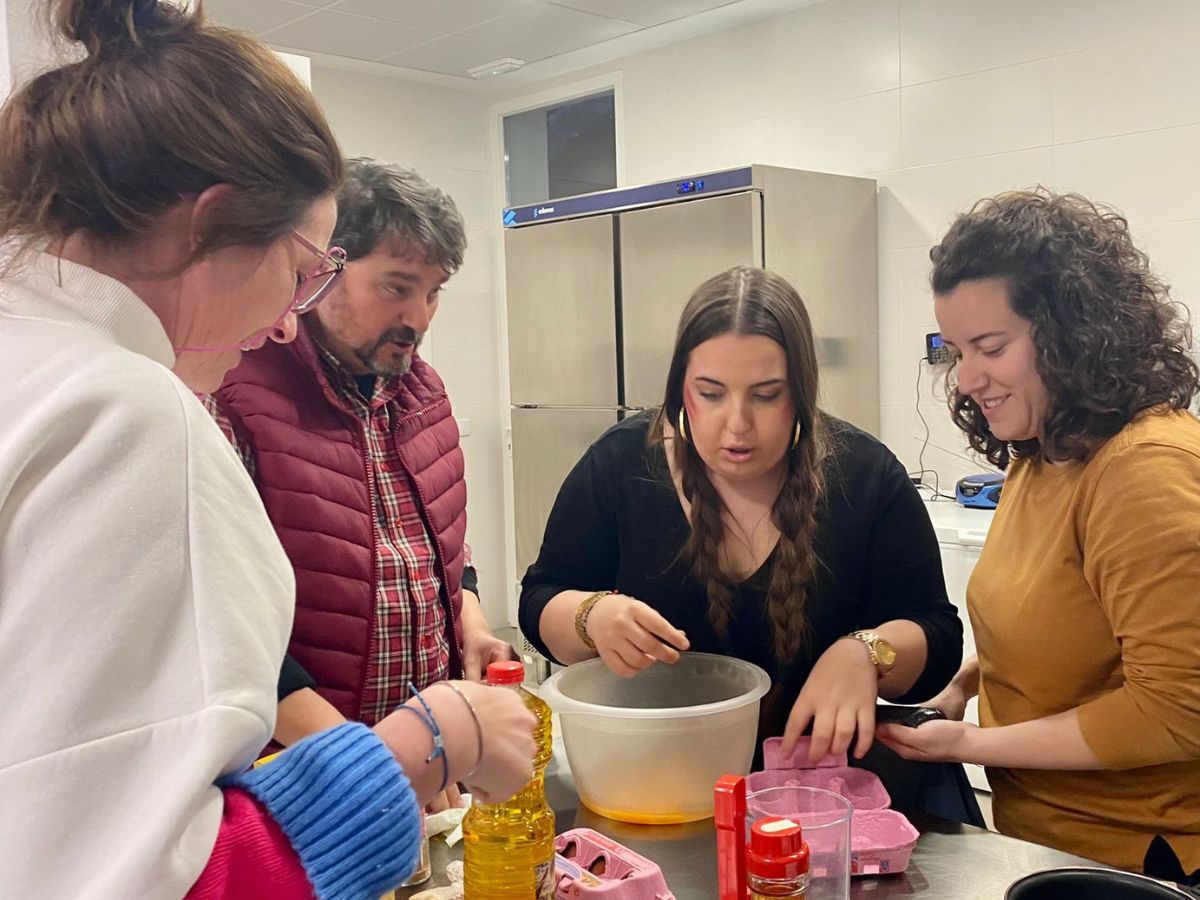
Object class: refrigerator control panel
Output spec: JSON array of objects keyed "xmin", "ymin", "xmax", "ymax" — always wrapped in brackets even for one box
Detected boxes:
[{"xmin": 501, "ymin": 166, "xmax": 754, "ymax": 227}]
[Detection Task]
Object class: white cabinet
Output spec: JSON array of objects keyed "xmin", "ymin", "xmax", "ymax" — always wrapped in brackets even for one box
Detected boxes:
[{"xmin": 925, "ymin": 500, "xmax": 994, "ymax": 792}]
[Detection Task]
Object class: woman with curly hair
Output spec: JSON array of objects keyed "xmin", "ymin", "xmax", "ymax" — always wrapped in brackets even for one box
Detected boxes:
[
  {"xmin": 879, "ymin": 189, "xmax": 1200, "ymax": 872},
  {"xmin": 520, "ymin": 266, "xmax": 963, "ymax": 765}
]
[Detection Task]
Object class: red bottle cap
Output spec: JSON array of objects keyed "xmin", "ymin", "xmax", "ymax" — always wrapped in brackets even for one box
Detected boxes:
[
  {"xmin": 486, "ymin": 660, "xmax": 526, "ymax": 685},
  {"xmin": 747, "ymin": 816, "xmax": 810, "ymax": 880}
]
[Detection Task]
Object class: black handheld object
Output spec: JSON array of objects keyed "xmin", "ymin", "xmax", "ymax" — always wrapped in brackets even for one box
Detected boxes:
[
  {"xmin": 875, "ymin": 705, "xmax": 948, "ymax": 728},
  {"xmin": 925, "ymin": 332, "xmax": 950, "ymax": 365}
]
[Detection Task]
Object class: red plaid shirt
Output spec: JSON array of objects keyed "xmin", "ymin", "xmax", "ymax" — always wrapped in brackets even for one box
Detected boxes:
[{"xmin": 205, "ymin": 345, "xmax": 451, "ymax": 724}]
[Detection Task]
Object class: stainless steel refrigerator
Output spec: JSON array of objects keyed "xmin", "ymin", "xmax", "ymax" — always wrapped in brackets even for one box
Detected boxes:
[{"xmin": 504, "ymin": 164, "xmax": 878, "ymax": 583}]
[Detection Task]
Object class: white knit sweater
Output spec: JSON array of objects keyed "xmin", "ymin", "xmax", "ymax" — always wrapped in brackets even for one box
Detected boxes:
[{"xmin": 0, "ymin": 254, "xmax": 293, "ymax": 897}]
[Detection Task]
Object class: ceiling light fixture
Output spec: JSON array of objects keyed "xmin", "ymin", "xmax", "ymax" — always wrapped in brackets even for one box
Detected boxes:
[{"xmin": 468, "ymin": 57, "xmax": 526, "ymax": 78}]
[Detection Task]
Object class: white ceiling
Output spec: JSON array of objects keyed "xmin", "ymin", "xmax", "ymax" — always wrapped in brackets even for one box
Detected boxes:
[{"xmin": 202, "ymin": 0, "xmax": 824, "ymax": 90}]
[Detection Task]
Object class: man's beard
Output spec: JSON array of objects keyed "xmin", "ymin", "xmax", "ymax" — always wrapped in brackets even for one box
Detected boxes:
[{"xmin": 354, "ymin": 326, "xmax": 423, "ymax": 377}]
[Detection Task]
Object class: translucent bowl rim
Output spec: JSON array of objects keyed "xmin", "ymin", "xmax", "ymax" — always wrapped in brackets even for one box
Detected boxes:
[
  {"xmin": 539, "ymin": 651, "xmax": 771, "ymax": 720},
  {"xmin": 745, "ymin": 784, "xmax": 855, "ymax": 821}
]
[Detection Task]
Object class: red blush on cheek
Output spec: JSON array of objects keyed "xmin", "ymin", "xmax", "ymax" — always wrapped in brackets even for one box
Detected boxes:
[{"xmin": 682, "ymin": 384, "xmax": 698, "ymax": 419}]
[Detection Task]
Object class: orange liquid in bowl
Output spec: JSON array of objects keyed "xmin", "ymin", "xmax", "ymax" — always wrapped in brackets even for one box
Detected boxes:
[{"xmin": 579, "ymin": 797, "xmax": 713, "ymax": 825}]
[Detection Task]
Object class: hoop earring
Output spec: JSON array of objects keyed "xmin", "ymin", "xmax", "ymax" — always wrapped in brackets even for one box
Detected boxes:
[
  {"xmin": 677, "ymin": 407, "xmax": 691, "ymax": 444},
  {"xmin": 791, "ymin": 420, "xmax": 802, "ymax": 450}
]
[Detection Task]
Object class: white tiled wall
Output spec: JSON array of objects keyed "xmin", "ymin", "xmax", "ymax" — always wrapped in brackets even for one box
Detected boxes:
[
  {"xmin": 2, "ymin": 0, "xmax": 57, "ymax": 99},
  {"xmin": 311, "ymin": 0, "xmax": 1200, "ymax": 621},
  {"xmin": 311, "ymin": 66, "xmax": 510, "ymax": 625},
  {"xmin": 494, "ymin": 0, "xmax": 1200, "ymax": 490}
]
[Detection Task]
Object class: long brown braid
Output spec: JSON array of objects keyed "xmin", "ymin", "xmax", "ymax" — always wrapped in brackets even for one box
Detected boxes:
[{"xmin": 650, "ymin": 267, "xmax": 827, "ymax": 662}]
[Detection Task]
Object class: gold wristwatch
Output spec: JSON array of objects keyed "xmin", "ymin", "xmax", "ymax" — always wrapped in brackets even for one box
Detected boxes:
[{"xmin": 848, "ymin": 630, "xmax": 897, "ymax": 677}]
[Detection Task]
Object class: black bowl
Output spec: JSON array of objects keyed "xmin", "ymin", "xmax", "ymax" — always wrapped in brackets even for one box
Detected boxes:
[{"xmin": 1007, "ymin": 867, "xmax": 1200, "ymax": 899}]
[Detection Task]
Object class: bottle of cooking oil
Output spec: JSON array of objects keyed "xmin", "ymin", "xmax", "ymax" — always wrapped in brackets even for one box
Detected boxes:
[{"xmin": 463, "ymin": 660, "xmax": 556, "ymax": 899}]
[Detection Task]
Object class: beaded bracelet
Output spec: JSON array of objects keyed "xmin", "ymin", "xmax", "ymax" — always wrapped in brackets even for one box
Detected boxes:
[
  {"xmin": 439, "ymin": 682, "xmax": 484, "ymax": 779},
  {"xmin": 397, "ymin": 681, "xmax": 449, "ymax": 793}
]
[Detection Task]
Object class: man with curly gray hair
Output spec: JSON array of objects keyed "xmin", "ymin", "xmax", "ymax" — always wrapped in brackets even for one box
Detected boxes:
[{"xmin": 207, "ymin": 160, "xmax": 512, "ymax": 792}]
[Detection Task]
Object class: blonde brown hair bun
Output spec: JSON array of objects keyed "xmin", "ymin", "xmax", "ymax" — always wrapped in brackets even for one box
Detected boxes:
[{"xmin": 0, "ymin": 0, "xmax": 343, "ymax": 267}]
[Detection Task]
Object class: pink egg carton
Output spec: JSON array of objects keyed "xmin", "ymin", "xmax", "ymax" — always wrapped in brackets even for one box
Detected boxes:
[
  {"xmin": 554, "ymin": 828, "xmax": 675, "ymax": 899},
  {"xmin": 747, "ymin": 737, "xmax": 920, "ymax": 876},
  {"xmin": 745, "ymin": 766, "xmax": 891, "ymax": 811},
  {"xmin": 849, "ymin": 810, "xmax": 920, "ymax": 876}
]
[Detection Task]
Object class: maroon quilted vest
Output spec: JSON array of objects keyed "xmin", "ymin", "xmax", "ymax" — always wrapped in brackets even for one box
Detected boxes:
[{"xmin": 215, "ymin": 323, "xmax": 465, "ymax": 722}]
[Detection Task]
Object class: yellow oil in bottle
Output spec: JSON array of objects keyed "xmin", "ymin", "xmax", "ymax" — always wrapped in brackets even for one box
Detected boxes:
[{"xmin": 463, "ymin": 661, "xmax": 556, "ymax": 900}]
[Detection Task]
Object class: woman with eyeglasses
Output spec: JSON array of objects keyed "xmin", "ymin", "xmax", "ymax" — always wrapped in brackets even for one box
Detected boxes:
[{"xmin": 0, "ymin": 1, "xmax": 534, "ymax": 897}]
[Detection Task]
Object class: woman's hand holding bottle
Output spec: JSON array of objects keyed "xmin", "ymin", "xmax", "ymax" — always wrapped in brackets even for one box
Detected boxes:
[{"xmin": 373, "ymin": 680, "xmax": 536, "ymax": 807}]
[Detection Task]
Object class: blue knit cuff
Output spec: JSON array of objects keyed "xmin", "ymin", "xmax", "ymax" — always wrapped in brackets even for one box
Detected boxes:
[{"xmin": 231, "ymin": 722, "xmax": 421, "ymax": 899}]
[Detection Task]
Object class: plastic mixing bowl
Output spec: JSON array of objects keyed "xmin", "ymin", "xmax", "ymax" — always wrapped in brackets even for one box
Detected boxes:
[{"xmin": 540, "ymin": 652, "xmax": 771, "ymax": 825}]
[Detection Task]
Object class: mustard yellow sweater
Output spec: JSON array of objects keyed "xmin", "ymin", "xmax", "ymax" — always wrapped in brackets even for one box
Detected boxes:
[{"xmin": 970, "ymin": 409, "xmax": 1200, "ymax": 871}]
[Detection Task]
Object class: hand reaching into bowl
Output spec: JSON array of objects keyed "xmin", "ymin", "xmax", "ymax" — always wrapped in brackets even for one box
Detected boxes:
[{"xmin": 586, "ymin": 594, "xmax": 690, "ymax": 678}]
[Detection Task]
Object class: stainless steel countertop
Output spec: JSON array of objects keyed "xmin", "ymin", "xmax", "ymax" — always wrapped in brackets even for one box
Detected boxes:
[{"xmin": 395, "ymin": 752, "xmax": 1097, "ymax": 899}]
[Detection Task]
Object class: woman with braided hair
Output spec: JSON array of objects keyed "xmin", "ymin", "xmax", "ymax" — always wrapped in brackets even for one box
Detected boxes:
[{"xmin": 520, "ymin": 266, "xmax": 962, "ymax": 762}]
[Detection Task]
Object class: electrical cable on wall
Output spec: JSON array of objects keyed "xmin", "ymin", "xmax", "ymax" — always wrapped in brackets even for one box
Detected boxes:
[{"xmin": 909, "ymin": 356, "xmax": 957, "ymax": 502}]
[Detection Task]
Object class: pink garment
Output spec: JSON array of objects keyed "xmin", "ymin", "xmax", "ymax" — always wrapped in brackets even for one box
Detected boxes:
[{"xmin": 185, "ymin": 789, "xmax": 312, "ymax": 899}]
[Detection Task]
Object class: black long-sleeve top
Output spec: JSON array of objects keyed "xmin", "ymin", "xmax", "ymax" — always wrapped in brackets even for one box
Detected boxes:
[{"xmin": 519, "ymin": 413, "xmax": 963, "ymax": 741}]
